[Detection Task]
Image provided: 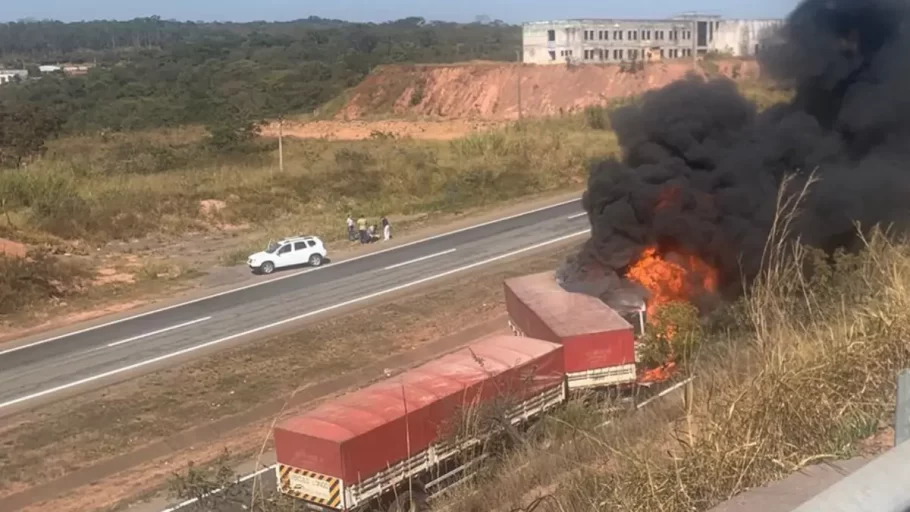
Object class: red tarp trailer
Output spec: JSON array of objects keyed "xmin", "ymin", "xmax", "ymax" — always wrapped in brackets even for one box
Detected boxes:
[
  {"xmin": 503, "ymin": 271, "xmax": 637, "ymax": 390},
  {"xmin": 273, "ymin": 334, "xmax": 566, "ymax": 510}
]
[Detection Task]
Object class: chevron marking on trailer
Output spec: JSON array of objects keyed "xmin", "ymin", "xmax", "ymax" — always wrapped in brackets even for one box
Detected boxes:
[{"xmin": 278, "ymin": 464, "xmax": 342, "ymax": 509}]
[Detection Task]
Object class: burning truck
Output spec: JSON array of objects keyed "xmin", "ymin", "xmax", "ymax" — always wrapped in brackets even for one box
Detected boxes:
[
  {"xmin": 271, "ymin": 0, "xmax": 910, "ymax": 508},
  {"xmin": 271, "ymin": 267, "xmax": 691, "ymax": 511}
]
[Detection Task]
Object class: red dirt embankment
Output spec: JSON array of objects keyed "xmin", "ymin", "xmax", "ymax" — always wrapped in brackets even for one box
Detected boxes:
[{"xmin": 335, "ymin": 59, "xmax": 761, "ymax": 120}]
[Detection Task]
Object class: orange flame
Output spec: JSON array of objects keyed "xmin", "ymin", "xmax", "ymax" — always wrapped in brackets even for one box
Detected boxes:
[
  {"xmin": 626, "ymin": 247, "xmax": 718, "ymax": 309},
  {"xmin": 627, "ymin": 246, "xmax": 718, "ymax": 385}
]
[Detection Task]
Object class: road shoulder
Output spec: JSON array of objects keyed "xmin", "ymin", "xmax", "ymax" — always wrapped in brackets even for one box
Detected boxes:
[{"xmin": 0, "ymin": 188, "xmax": 583, "ymax": 352}]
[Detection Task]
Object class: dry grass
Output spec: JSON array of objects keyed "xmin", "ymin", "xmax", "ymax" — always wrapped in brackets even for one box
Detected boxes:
[
  {"xmin": 0, "ymin": 250, "xmax": 92, "ymax": 316},
  {"xmin": 0, "ymin": 118, "xmax": 613, "ymax": 245},
  {"xmin": 433, "ymin": 177, "xmax": 910, "ymax": 512}
]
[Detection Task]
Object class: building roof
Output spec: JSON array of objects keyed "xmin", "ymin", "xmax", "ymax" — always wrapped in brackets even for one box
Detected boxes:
[{"xmin": 523, "ymin": 16, "xmax": 781, "ymax": 26}]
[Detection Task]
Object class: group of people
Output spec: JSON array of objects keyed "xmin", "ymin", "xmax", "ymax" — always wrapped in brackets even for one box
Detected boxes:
[{"xmin": 346, "ymin": 214, "xmax": 392, "ymax": 244}]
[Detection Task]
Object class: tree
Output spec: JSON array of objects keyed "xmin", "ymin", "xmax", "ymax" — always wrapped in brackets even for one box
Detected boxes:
[
  {"xmin": 204, "ymin": 99, "xmax": 262, "ymax": 151},
  {"xmin": 0, "ymin": 103, "xmax": 64, "ymax": 169},
  {"xmin": 0, "ymin": 17, "xmax": 521, "ymax": 135}
]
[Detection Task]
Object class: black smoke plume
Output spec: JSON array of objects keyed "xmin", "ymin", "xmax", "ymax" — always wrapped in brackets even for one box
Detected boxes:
[{"xmin": 559, "ymin": 0, "xmax": 910, "ymax": 310}]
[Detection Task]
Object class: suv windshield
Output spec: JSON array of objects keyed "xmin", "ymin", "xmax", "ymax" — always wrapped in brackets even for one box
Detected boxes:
[{"xmin": 265, "ymin": 242, "xmax": 281, "ymax": 254}]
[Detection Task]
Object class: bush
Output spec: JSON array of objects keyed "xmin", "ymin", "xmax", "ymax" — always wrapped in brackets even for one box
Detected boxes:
[
  {"xmin": 583, "ymin": 105, "xmax": 610, "ymax": 130},
  {"xmin": 0, "ymin": 250, "xmax": 91, "ymax": 316}
]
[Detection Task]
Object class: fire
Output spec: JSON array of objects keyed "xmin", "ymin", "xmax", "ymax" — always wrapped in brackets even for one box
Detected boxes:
[
  {"xmin": 626, "ymin": 247, "xmax": 718, "ymax": 309},
  {"xmin": 627, "ymin": 246, "xmax": 718, "ymax": 384}
]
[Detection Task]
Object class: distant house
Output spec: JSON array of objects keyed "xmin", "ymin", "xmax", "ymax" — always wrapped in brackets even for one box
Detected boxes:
[
  {"xmin": 62, "ymin": 64, "xmax": 91, "ymax": 76},
  {"xmin": 0, "ymin": 69, "xmax": 28, "ymax": 85},
  {"xmin": 38, "ymin": 65, "xmax": 62, "ymax": 73}
]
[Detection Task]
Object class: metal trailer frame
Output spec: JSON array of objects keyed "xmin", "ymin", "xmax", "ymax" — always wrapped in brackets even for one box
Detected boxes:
[{"xmin": 277, "ymin": 381, "xmax": 567, "ymax": 511}]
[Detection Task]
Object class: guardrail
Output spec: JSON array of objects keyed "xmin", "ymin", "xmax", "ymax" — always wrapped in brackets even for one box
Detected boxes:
[{"xmin": 791, "ymin": 369, "xmax": 910, "ymax": 512}]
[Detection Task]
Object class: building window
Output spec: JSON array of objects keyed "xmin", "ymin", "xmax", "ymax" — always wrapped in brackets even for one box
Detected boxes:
[
  {"xmin": 549, "ymin": 50, "xmax": 556, "ymax": 61},
  {"xmin": 613, "ymin": 49, "xmax": 622, "ymax": 60},
  {"xmin": 548, "ymin": 29, "xmax": 555, "ymax": 42}
]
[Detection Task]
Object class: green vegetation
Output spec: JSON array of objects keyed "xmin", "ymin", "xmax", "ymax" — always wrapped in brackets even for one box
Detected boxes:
[
  {"xmin": 0, "ymin": 17, "xmax": 519, "ymax": 135},
  {"xmin": 0, "ymin": 117, "xmax": 614, "ymax": 245}
]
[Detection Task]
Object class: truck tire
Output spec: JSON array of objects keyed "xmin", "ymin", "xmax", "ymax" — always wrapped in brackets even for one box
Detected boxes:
[{"xmin": 386, "ymin": 489, "xmax": 429, "ymax": 512}]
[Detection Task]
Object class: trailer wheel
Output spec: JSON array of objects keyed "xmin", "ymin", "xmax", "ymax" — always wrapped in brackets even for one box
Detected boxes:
[{"xmin": 386, "ymin": 490, "xmax": 429, "ymax": 512}]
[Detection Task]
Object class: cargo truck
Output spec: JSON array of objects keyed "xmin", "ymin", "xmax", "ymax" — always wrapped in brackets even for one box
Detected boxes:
[
  {"xmin": 503, "ymin": 271, "xmax": 646, "ymax": 390},
  {"xmin": 273, "ymin": 334, "xmax": 566, "ymax": 512}
]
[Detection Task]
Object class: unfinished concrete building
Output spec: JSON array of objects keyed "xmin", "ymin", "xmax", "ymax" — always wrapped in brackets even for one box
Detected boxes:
[{"xmin": 522, "ymin": 14, "xmax": 782, "ymax": 64}]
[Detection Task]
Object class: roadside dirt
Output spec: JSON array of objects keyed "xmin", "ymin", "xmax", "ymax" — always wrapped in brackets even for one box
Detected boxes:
[
  {"xmin": 336, "ymin": 59, "xmax": 761, "ymax": 120},
  {"xmin": 0, "ymin": 237, "xmax": 27, "ymax": 258},
  {"xmin": 0, "ymin": 243, "xmax": 580, "ymax": 512},
  {"xmin": 0, "ymin": 188, "xmax": 582, "ymax": 347}
]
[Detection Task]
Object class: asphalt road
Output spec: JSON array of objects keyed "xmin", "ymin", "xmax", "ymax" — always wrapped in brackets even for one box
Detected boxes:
[{"xmin": 0, "ymin": 198, "xmax": 587, "ymax": 417}]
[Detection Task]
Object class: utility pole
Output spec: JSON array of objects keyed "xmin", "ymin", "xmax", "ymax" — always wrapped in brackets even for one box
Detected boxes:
[
  {"xmin": 692, "ymin": 20, "xmax": 698, "ymax": 70},
  {"xmin": 515, "ymin": 49, "xmax": 523, "ymax": 122},
  {"xmin": 278, "ymin": 116, "xmax": 284, "ymax": 173}
]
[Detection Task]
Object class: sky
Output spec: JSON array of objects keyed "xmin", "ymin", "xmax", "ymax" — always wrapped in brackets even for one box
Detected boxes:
[{"xmin": 5, "ymin": 0, "xmax": 801, "ymax": 24}]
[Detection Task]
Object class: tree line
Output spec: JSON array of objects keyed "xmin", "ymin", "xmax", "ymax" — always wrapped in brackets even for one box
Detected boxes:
[{"xmin": 0, "ymin": 16, "xmax": 518, "ymax": 165}]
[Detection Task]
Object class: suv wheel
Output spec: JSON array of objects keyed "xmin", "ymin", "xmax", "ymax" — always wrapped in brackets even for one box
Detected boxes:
[
  {"xmin": 260, "ymin": 261, "xmax": 275, "ymax": 274},
  {"xmin": 309, "ymin": 254, "xmax": 324, "ymax": 267}
]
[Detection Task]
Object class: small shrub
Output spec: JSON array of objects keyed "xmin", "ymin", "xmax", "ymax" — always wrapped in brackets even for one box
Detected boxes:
[
  {"xmin": 583, "ymin": 106, "xmax": 610, "ymax": 130},
  {"xmin": 0, "ymin": 249, "xmax": 91, "ymax": 316}
]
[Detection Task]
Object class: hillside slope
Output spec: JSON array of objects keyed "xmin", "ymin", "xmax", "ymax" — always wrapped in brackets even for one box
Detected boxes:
[{"xmin": 334, "ymin": 59, "xmax": 763, "ymax": 120}]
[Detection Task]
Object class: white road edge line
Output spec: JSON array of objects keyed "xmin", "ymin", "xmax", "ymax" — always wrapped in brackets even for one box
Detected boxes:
[
  {"xmin": 568, "ymin": 212, "xmax": 587, "ymax": 219},
  {"xmin": 106, "ymin": 317, "xmax": 212, "ymax": 348},
  {"xmin": 383, "ymin": 248, "xmax": 456, "ymax": 271},
  {"xmin": 0, "ymin": 196, "xmax": 581, "ymax": 357},
  {"xmin": 161, "ymin": 464, "xmax": 276, "ymax": 512},
  {"xmin": 0, "ymin": 229, "xmax": 589, "ymax": 412}
]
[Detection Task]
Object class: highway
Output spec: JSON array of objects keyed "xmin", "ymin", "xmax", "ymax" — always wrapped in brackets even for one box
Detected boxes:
[{"xmin": 0, "ymin": 198, "xmax": 588, "ymax": 417}]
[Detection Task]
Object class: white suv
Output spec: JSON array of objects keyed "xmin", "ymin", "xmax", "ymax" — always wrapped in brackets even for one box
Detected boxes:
[{"xmin": 247, "ymin": 236, "xmax": 328, "ymax": 274}]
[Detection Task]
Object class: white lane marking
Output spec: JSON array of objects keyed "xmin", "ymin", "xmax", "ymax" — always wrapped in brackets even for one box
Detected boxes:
[
  {"xmin": 106, "ymin": 317, "xmax": 212, "ymax": 348},
  {"xmin": 161, "ymin": 464, "xmax": 276, "ymax": 512},
  {"xmin": 0, "ymin": 196, "xmax": 581, "ymax": 357},
  {"xmin": 568, "ymin": 212, "xmax": 587, "ymax": 219},
  {"xmin": 383, "ymin": 249, "xmax": 456, "ymax": 271},
  {"xmin": 0, "ymin": 229, "xmax": 589, "ymax": 412}
]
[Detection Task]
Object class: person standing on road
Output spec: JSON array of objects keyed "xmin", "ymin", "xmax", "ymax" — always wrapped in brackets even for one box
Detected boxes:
[
  {"xmin": 381, "ymin": 215, "xmax": 391, "ymax": 241},
  {"xmin": 346, "ymin": 214, "xmax": 355, "ymax": 241},
  {"xmin": 357, "ymin": 215, "xmax": 368, "ymax": 244}
]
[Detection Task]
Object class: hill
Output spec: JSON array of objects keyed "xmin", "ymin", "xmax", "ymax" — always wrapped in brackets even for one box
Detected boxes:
[
  {"xmin": 328, "ymin": 58, "xmax": 767, "ymax": 121},
  {"xmin": 0, "ymin": 17, "xmax": 520, "ymax": 133}
]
